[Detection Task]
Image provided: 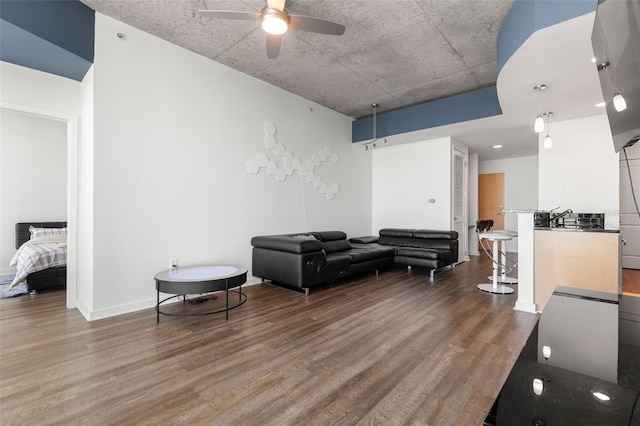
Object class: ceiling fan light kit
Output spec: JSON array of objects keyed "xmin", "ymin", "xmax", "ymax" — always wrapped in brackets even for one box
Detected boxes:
[
  {"xmin": 198, "ymin": 0, "xmax": 344, "ymax": 59},
  {"xmin": 261, "ymin": 8, "xmax": 288, "ymax": 35}
]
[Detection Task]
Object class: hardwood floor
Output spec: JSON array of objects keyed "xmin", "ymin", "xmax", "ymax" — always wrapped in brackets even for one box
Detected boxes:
[{"xmin": 0, "ymin": 256, "xmax": 539, "ymax": 425}]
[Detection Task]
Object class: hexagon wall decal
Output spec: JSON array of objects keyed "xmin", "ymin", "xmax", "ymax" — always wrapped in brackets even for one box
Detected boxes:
[{"xmin": 246, "ymin": 121, "xmax": 340, "ymax": 200}]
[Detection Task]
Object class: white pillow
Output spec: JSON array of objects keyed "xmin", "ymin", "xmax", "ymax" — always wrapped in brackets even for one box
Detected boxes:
[{"xmin": 29, "ymin": 226, "xmax": 67, "ymax": 239}]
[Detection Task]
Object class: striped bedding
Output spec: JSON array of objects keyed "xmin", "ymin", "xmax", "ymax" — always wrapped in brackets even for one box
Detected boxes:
[{"xmin": 9, "ymin": 235, "xmax": 67, "ymax": 288}]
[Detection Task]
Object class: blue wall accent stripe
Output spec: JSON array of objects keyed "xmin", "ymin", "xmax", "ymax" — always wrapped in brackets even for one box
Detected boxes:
[
  {"xmin": 0, "ymin": 0, "xmax": 94, "ymax": 81},
  {"xmin": 1, "ymin": 19, "xmax": 92, "ymax": 82},
  {"xmin": 497, "ymin": 0, "xmax": 597, "ymax": 74},
  {"xmin": 352, "ymin": 86, "xmax": 502, "ymax": 142},
  {"xmin": 353, "ymin": 0, "xmax": 598, "ymax": 143},
  {"xmin": 0, "ymin": 0, "xmax": 95, "ymax": 62}
]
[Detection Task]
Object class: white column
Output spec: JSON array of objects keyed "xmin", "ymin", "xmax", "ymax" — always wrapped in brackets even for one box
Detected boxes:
[{"xmin": 514, "ymin": 212, "xmax": 537, "ymax": 313}]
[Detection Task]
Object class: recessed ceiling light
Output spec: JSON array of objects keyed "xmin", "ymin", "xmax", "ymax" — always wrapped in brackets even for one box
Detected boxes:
[
  {"xmin": 591, "ymin": 57, "xmax": 597, "ymax": 63},
  {"xmin": 493, "ymin": 145, "xmax": 502, "ymax": 149},
  {"xmin": 596, "ymin": 102, "xmax": 606, "ymax": 107}
]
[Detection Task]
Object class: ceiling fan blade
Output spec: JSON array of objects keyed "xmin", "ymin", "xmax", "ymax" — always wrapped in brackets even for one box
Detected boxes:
[
  {"xmin": 267, "ymin": 0, "xmax": 286, "ymax": 12},
  {"xmin": 266, "ymin": 34, "xmax": 282, "ymax": 59},
  {"xmin": 289, "ymin": 15, "xmax": 345, "ymax": 35},
  {"xmin": 197, "ymin": 10, "xmax": 260, "ymax": 21}
]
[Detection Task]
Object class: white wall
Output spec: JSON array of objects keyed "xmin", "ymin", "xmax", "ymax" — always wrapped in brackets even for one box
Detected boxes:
[
  {"xmin": 479, "ymin": 155, "xmax": 538, "ymax": 252},
  {"xmin": 538, "ymin": 114, "xmax": 618, "ymax": 229},
  {"xmin": 88, "ymin": 14, "xmax": 370, "ymax": 318},
  {"xmin": 0, "ymin": 62, "xmax": 81, "ymax": 114},
  {"xmin": 372, "ymin": 137, "xmax": 452, "ymax": 233},
  {"xmin": 0, "ymin": 111, "xmax": 67, "ymax": 270},
  {"xmin": 77, "ymin": 66, "xmax": 95, "ymax": 313}
]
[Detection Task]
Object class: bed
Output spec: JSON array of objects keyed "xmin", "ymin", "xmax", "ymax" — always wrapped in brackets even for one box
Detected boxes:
[{"xmin": 10, "ymin": 222, "xmax": 67, "ymax": 292}]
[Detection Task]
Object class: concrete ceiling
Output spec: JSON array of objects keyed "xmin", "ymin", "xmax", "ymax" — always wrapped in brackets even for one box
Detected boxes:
[
  {"xmin": 80, "ymin": 0, "xmax": 512, "ymax": 119},
  {"xmin": 79, "ymin": 0, "xmax": 607, "ymax": 160}
]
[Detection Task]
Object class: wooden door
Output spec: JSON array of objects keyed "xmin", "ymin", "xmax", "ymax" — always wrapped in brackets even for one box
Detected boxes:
[{"xmin": 478, "ymin": 173, "xmax": 504, "ymax": 231}]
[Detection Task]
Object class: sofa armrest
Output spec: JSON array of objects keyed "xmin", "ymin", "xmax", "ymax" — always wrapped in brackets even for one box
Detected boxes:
[{"xmin": 251, "ymin": 235, "xmax": 324, "ymax": 254}]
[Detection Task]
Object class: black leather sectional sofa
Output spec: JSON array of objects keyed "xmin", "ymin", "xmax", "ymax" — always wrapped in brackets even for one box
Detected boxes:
[{"xmin": 251, "ymin": 228, "xmax": 458, "ymax": 294}]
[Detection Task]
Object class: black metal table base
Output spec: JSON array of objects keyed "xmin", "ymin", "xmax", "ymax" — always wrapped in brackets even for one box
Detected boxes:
[
  {"xmin": 156, "ymin": 286, "xmax": 247, "ymax": 322},
  {"xmin": 156, "ymin": 286, "xmax": 247, "ymax": 323}
]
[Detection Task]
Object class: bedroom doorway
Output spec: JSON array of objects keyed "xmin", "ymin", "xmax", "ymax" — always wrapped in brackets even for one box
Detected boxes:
[{"xmin": 0, "ymin": 102, "xmax": 78, "ymax": 309}]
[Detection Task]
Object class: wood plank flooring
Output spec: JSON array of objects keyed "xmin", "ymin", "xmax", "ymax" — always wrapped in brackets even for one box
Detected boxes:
[{"xmin": 0, "ymin": 256, "xmax": 539, "ymax": 425}]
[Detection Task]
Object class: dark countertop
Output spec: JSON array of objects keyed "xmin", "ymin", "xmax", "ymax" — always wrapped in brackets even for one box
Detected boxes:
[
  {"xmin": 485, "ymin": 287, "xmax": 640, "ymax": 425},
  {"xmin": 534, "ymin": 227, "xmax": 619, "ymax": 233}
]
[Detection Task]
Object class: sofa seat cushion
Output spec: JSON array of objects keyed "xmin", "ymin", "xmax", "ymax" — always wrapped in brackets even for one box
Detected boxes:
[
  {"xmin": 349, "ymin": 236, "xmax": 379, "ymax": 244},
  {"xmin": 395, "ymin": 247, "xmax": 454, "ymax": 263},
  {"xmin": 345, "ymin": 245, "xmax": 395, "ymax": 263}
]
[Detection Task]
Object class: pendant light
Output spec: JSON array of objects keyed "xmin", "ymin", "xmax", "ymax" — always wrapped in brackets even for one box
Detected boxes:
[
  {"xmin": 543, "ymin": 112, "xmax": 553, "ymax": 149},
  {"xmin": 597, "ymin": 58, "xmax": 627, "ymax": 112},
  {"xmin": 533, "ymin": 84, "xmax": 547, "ymax": 133},
  {"xmin": 613, "ymin": 93, "xmax": 627, "ymax": 112}
]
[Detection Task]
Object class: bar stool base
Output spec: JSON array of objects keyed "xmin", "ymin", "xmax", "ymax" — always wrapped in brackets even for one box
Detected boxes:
[
  {"xmin": 477, "ymin": 283, "xmax": 514, "ymax": 294},
  {"xmin": 488, "ymin": 276, "xmax": 519, "ymax": 284}
]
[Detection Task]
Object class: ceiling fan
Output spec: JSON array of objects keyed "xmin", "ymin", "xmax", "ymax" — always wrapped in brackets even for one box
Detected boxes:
[{"xmin": 197, "ymin": 0, "xmax": 345, "ymax": 59}]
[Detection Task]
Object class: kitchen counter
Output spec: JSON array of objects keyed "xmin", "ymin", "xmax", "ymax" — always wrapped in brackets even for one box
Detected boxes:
[
  {"xmin": 534, "ymin": 228, "xmax": 620, "ymax": 309},
  {"xmin": 484, "ymin": 286, "xmax": 640, "ymax": 425},
  {"xmin": 534, "ymin": 227, "xmax": 619, "ymax": 233}
]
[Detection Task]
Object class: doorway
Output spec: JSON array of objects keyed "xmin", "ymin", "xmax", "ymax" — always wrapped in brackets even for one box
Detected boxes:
[
  {"xmin": 1, "ymin": 101, "xmax": 78, "ymax": 309},
  {"xmin": 453, "ymin": 148, "xmax": 468, "ymax": 262},
  {"xmin": 478, "ymin": 173, "xmax": 505, "ymax": 249}
]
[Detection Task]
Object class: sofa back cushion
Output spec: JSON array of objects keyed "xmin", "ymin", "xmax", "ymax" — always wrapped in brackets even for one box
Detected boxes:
[
  {"xmin": 379, "ymin": 228, "xmax": 415, "ymax": 238},
  {"xmin": 378, "ymin": 235, "xmax": 456, "ymax": 250},
  {"xmin": 322, "ymin": 239, "xmax": 352, "ymax": 253},
  {"xmin": 308, "ymin": 231, "xmax": 352, "ymax": 253},
  {"xmin": 310, "ymin": 230, "xmax": 347, "ymax": 242},
  {"xmin": 413, "ymin": 229, "xmax": 458, "ymax": 240}
]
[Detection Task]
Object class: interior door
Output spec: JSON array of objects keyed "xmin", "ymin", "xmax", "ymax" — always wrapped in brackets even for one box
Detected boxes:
[
  {"xmin": 620, "ymin": 151, "xmax": 640, "ymax": 269},
  {"xmin": 478, "ymin": 172, "xmax": 505, "ymax": 235},
  {"xmin": 453, "ymin": 149, "xmax": 467, "ymax": 262}
]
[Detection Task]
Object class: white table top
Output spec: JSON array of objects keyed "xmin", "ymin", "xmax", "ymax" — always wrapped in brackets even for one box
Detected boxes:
[
  {"xmin": 155, "ymin": 265, "xmax": 246, "ymax": 282},
  {"xmin": 479, "ymin": 232, "xmax": 513, "ymax": 241}
]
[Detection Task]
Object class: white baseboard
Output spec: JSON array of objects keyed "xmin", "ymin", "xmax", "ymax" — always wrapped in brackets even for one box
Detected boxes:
[
  {"xmin": 81, "ymin": 279, "xmax": 263, "ymax": 321},
  {"xmin": 514, "ymin": 301, "xmax": 538, "ymax": 314}
]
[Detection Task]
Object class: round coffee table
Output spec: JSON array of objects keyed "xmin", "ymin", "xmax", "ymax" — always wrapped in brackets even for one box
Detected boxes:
[{"xmin": 155, "ymin": 265, "xmax": 247, "ymax": 322}]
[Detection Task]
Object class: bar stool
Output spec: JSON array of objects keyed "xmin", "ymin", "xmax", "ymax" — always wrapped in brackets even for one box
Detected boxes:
[
  {"xmin": 478, "ymin": 232, "xmax": 514, "ymax": 294},
  {"xmin": 488, "ymin": 229, "xmax": 518, "ymax": 284}
]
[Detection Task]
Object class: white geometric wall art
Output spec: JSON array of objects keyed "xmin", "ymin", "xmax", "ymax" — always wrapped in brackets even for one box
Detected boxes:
[{"xmin": 246, "ymin": 121, "xmax": 341, "ymax": 200}]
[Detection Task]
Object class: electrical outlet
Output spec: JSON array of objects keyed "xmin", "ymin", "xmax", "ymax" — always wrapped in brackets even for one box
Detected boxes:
[{"xmin": 169, "ymin": 258, "xmax": 178, "ymax": 271}]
